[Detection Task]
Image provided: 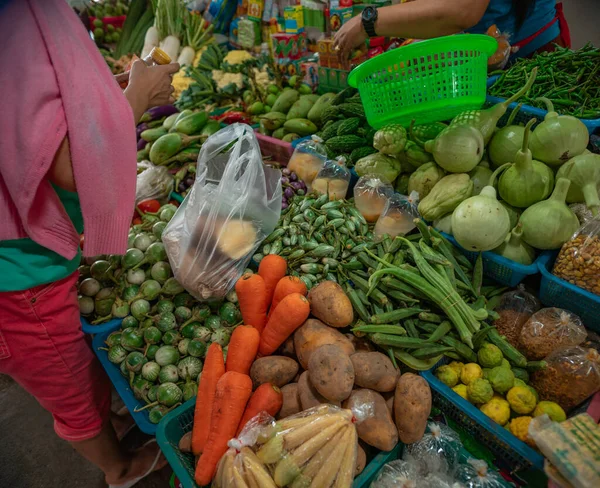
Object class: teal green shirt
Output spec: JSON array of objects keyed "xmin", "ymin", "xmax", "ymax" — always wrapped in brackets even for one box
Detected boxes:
[{"xmin": 0, "ymin": 186, "xmax": 83, "ymax": 292}]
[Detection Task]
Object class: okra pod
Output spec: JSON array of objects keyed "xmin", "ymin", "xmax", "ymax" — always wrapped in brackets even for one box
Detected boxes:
[
  {"xmin": 440, "ymin": 336, "xmax": 477, "ymax": 363},
  {"xmin": 404, "ymin": 319, "xmax": 420, "ymax": 339},
  {"xmin": 349, "ymin": 272, "xmax": 389, "ymax": 305},
  {"xmin": 472, "ymin": 252, "xmax": 483, "ymax": 296},
  {"xmin": 370, "ymin": 308, "xmax": 425, "ymax": 324},
  {"xmin": 471, "ymin": 325, "xmax": 494, "ymax": 350},
  {"xmin": 411, "ymin": 345, "xmax": 455, "ymax": 359},
  {"xmin": 346, "ymin": 285, "xmax": 370, "ymax": 322},
  {"xmin": 382, "ymin": 289, "xmax": 419, "ymax": 304},
  {"xmin": 371, "ymin": 333, "xmax": 431, "ymax": 348},
  {"xmin": 525, "ymin": 360, "xmax": 547, "ymax": 371},
  {"xmin": 391, "ymin": 349, "xmax": 444, "ymax": 371},
  {"xmin": 487, "ymin": 329, "xmax": 527, "ymax": 367},
  {"xmin": 426, "ymin": 321, "xmax": 452, "ymax": 342},
  {"xmin": 418, "ymin": 312, "xmax": 443, "ymax": 323},
  {"xmin": 352, "ymin": 324, "xmax": 407, "ymax": 335}
]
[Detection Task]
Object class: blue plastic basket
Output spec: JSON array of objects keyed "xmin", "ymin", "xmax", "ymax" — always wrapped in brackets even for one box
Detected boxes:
[
  {"xmin": 421, "ymin": 358, "xmax": 545, "ymax": 472},
  {"xmin": 486, "ymin": 76, "xmax": 600, "ymax": 135},
  {"xmin": 92, "ymin": 324, "xmax": 158, "ymax": 435},
  {"xmin": 81, "ymin": 316, "xmax": 123, "ymax": 335},
  {"xmin": 353, "ymin": 444, "xmax": 402, "ymax": 488},
  {"xmin": 440, "ymin": 232, "xmax": 545, "ymax": 287},
  {"xmin": 538, "ymin": 252, "xmax": 600, "ymax": 332}
]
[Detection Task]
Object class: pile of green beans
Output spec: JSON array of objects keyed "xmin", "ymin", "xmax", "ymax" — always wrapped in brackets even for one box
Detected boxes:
[{"xmin": 489, "ymin": 43, "xmax": 600, "ymax": 119}]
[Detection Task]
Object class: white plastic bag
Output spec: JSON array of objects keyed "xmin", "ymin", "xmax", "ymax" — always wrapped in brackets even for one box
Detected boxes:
[
  {"xmin": 136, "ymin": 161, "xmax": 174, "ymax": 204},
  {"xmin": 163, "ymin": 124, "xmax": 282, "ymax": 300},
  {"xmin": 312, "ymin": 157, "xmax": 351, "ymax": 200}
]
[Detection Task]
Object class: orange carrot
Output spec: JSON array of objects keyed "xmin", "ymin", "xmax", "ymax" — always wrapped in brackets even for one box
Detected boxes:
[
  {"xmin": 258, "ymin": 255, "xmax": 288, "ymax": 308},
  {"xmin": 225, "ymin": 325, "xmax": 260, "ymax": 375},
  {"xmin": 258, "ymin": 293, "xmax": 311, "ymax": 357},
  {"xmin": 235, "ymin": 273, "xmax": 268, "ymax": 333},
  {"xmin": 191, "ymin": 343, "xmax": 225, "ymax": 456},
  {"xmin": 268, "ymin": 276, "xmax": 308, "ymax": 319},
  {"xmin": 194, "ymin": 372, "xmax": 253, "ymax": 486},
  {"xmin": 236, "ymin": 383, "xmax": 283, "ymax": 435}
]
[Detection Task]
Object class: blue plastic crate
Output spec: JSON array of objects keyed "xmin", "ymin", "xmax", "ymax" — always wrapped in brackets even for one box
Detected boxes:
[
  {"xmin": 353, "ymin": 444, "xmax": 402, "ymax": 488},
  {"xmin": 92, "ymin": 324, "xmax": 158, "ymax": 435},
  {"xmin": 421, "ymin": 358, "xmax": 545, "ymax": 472},
  {"xmin": 81, "ymin": 316, "xmax": 123, "ymax": 335},
  {"xmin": 486, "ymin": 76, "xmax": 600, "ymax": 135},
  {"xmin": 538, "ymin": 252, "xmax": 600, "ymax": 332},
  {"xmin": 440, "ymin": 232, "xmax": 545, "ymax": 287}
]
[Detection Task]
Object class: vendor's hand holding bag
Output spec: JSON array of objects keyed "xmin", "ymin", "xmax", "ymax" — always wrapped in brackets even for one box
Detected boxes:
[{"xmin": 163, "ymin": 124, "xmax": 282, "ymax": 300}]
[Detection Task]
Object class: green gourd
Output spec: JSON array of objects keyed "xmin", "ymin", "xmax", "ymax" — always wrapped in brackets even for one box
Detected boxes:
[
  {"xmin": 451, "ymin": 171, "xmax": 510, "ymax": 252},
  {"xmin": 468, "ymin": 162, "xmax": 493, "ymax": 196},
  {"xmin": 424, "ymin": 125, "xmax": 484, "ymax": 173},
  {"xmin": 488, "ymin": 103, "xmax": 525, "ymax": 168},
  {"xmin": 497, "ymin": 119, "xmax": 554, "ymax": 208},
  {"xmin": 555, "ymin": 152, "xmax": 600, "ymax": 216},
  {"xmin": 492, "ymin": 222, "xmax": 535, "ymax": 265},
  {"xmin": 520, "ymin": 178, "xmax": 580, "ymax": 250}
]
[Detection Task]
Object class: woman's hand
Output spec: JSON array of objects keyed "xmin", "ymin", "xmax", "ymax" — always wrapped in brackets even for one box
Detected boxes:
[
  {"xmin": 124, "ymin": 60, "xmax": 180, "ymax": 122},
  {"xmin": 333, "ymin": 16, "xmax": 367, "ymax": 62}
]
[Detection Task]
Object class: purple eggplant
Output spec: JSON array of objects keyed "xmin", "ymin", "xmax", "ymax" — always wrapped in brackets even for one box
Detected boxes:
[
  {"xmin": 281, "ymin": 200, "xmax": 289, "ymax": 210},
  {"xmin": 136, "ymin": 123, "xmax": 150, "ymax": 139},
  {"xmin": 284, "ymin": 187, "xmax": 295, "ymax": 200},
  {"xmin": 281, "ymin": 176, "xmax": 290, "ymax": 185},
  {"xmin": 139, "ymin": 105, "xmax": 179, "ymax": 123},
  {"xmin": 282, "ymin": 168, "xmax": 291, "ymax": 176},
  {"xmin": 137, "ymin": 138, "xmax": 148, "ymax": 151},
  {"xmin": 289, "ymin": 172, "xmax": 298, "ymax": 182},
  {"xmin": 290, "ymin": 181, "xmax": 304, "ymax": 191}
]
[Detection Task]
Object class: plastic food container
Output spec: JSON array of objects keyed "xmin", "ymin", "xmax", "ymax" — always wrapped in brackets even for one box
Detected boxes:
[{"xmin": 348, "ymin": 35, "xmax": 497, "ymax": 128}]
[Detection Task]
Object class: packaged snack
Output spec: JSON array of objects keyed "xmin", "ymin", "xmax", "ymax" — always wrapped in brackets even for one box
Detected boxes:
[
  {"xmin": 374, "ymin": 191, "xmax": 419, "ymax": 240},
  {"xmin": 163, "ymin": 124, "xmax": 281, "ymax": 300},
  {"xmin": 492, "ymin": 286, "xmax": 541, "ymax": 348},
  {"xmin": 519, "ymin": 308, "xmax": 587, "ymax": 361},
  {"xmin": 553, "ymin": 216, "xmax": 600, "ymax": 296},
  {"xmin": 353, "ymin": 175, "xmax": 393, "ymax": 223},
  {"xmin": 287, "ymin": 135, "xmax": 327, "ymax": 192},
  {"xmin": 312, "ymin": 157, "xmax": 351, "ymax": 200},
  {"xmin": 530, "ymin": 347, "xmax": 600, "ymax": 412}
]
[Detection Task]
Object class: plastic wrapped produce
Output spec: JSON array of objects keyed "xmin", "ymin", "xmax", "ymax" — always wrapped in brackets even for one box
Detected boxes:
[
  {"xmin": 135, "ymin": 161, "xmax": 174, "ymax": 204},
  {"xmin": 530, "ymin": 347, "xmax": 600, "ymax": 412},
  {"xmin": 455, "ymin": 458, "xmax": 510, "ymax": 488},
  {"xmin": 403, "ymin": 422, "xmax": 462, "ymax": 477},
  {"xmin": 518, "ymin": 308, "xmax": 587, "ymax": 360},
  {"xmin": 492, "ymin": 286, "xmax": 540, "ymax": 348},
  {"xmin": 287, "ymin": 135, "xmax": 327, "ymax": 193},
  {"xmin": 553, "ymin": 216, "xmax": 600, "ymax": 296},
  {"xmin": 312, "ymin": 157, "xmax": 351, "ymax": 201},
  {"xmin": 371, "ymin": 459, "xmax": 420, "ymax": 488},
  {"xmin": 162, "ymin": 124, "xmax": 281, "ymax": 300},
  {"xmin": 374, "ymin": 192, "xmax": 420, "ymax": 240},
  {"xmin": 353, "ymin": 175, "xmax": 393, "ymax": 223}
]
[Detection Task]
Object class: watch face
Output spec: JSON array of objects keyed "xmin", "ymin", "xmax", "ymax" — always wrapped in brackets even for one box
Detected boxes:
[{"xmin": 363, "ymin": 7, "xmax": 377, "ymax": 22}]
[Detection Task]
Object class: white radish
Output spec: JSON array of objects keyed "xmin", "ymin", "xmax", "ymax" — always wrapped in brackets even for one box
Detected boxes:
[
  {"xmin": 177, "ymin": 46, "xmax": 195, "ymax": 66},
  {"xmin": 161, "ymin": 35, "xmax": 181, "ymax": 64},
  {"xmin": 141, "ymin": 26, "xmax": 159, "ymax": 59}
]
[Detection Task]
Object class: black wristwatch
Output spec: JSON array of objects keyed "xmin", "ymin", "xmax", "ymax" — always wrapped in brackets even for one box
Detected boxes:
[{"xmin": 361, "ymin": 7, "xmax": 379, "ymax": 38}]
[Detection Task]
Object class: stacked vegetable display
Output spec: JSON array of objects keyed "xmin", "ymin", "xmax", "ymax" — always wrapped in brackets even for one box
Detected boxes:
[{"xmin": 79, "ymin": 202, "xmax": 241, "ymax": 423}]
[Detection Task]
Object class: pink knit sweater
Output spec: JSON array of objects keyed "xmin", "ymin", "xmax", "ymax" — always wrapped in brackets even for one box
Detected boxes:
[{"xmin": 0, "ymin": 0, "xmax": 136, "ymax": 259}]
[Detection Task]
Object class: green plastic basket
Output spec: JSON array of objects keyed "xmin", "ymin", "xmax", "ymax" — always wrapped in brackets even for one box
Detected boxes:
[{"xmin": 348, "ymin": 35, "xmax": 497, "ymax": 128}]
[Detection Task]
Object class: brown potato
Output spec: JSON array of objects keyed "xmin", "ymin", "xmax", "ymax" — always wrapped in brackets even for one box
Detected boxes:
[
  {"xmin": 308, "ymin": 344, "xmax": 355, "ymax": 402},
  {"xmin": 383, "ymin": 391, "xmax": 395, "ymax": 415},
  {"xmin": 278, "ymin": 383, "xmax": 301, "ymax": 419},
  {"xmin": 346, "ymin": 334, "xmax": 376, "ymax": 352},
  {"xmin": 297, "ymin": 371, "xmax": 340, "ymax": 410},
  {"xmin": 355, "ymin": 443, "xmax": 367, "ymax": 477},
  {"xmin": 178, "ymin": 431, "xmax": 192, "ymax": 453},
  {"xmin": 250, "ymin": 356, "xmax": 299, "ymax": 389},
  {"xmin": 351, "ymin": 352, "xmax": 399, "ymax": 392},
  {"xmin": 344, "ymin": 389, "xmax": 398, "ymax": 451},
  {"xmin": 394, "ymin": 373, "xmax": 431, "ymax": 444},
  {"xmin": 278, "ymin": 336, "xmax": 296, "ymax": 358},
  {"xmin": 294, "ymin": 319, "xmax": 355, "ymax": 369},
  {"xmin": 307, "ymin": 281, "xmax": 354, "ymax": 328}
]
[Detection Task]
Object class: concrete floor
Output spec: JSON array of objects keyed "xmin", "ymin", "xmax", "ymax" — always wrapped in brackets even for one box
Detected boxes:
[{"xmin": 0, "ymin": 2, "xmax": 598, "ymax": 487}]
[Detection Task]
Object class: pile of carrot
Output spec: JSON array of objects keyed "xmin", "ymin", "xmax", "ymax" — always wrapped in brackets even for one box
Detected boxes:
[{"xmin": 192, "ymin": 256, "xmax": 311, "ymax": 485}]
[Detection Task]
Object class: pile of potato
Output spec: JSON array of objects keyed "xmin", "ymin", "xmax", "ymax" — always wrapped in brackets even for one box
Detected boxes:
[{"xmin": 248, "ymin": 281, "xmax": 433, "ymax": 476}]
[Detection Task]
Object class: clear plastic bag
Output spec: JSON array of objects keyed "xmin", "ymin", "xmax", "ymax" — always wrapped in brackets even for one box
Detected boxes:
[
  {"xmin": 553, "ymin": 216, "xmax": 600, "ymax": 296},
  {"xmin": 403, "ymin": 422, "xmax": 462, "ymax": 477},
  {"xmin": 162, "ymin": 124, "xmax": 281, "ymax": 300},
  {"xmin": 312, "ymin": 157, "xmax": 351, "ymax": 201},
  {"xmin": 135, "ymin": 161, "xmax": 174, "ymax": 204},
  {"xmin": 530, "ymin": 347, "xmax": 600, "ymax": 412},
  {"xmin": 569, "ymin": 203, "xmax": 595, "ymax": 226},
  {"xmin": 493, "ymin": 285, "xmax": 541, "ymax": 348},
  {"xmin": 518, "ymin": 308, "xmax": 587, "ymax": 361},
  {"xmin": 371, "ymin": 459, "xmax": 421, "ymax": 488},
  {"xmin": 486, "ymin": 25, "xmax": 512, "ymax": 71},
  {"xmin": 374, "ymin": 191, "xmax": 420, "ymax": 240},
  {"xmin": 353, "ymin": 176, "xmax": 394, "ymax": 223},
  {"xmin": 287, "ymin": 135, "xmax": 327, "ymax": 193},
  {"xmin": 455, "ymin": 459, "xmax": 509, "ymax": 488}
]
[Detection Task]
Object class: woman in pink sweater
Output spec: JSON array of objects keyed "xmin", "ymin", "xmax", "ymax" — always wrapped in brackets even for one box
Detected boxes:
[{"xmin": 0, "ymin": 1, "xmax": 178, "ymax": 485}]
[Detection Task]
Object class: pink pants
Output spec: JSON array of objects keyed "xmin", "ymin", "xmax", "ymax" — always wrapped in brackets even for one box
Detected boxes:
[{"xmin": 0, "ymin": 272, "xmax": 111, "ymax": 441}]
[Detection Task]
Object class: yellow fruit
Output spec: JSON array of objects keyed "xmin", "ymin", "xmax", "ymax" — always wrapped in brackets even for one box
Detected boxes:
[
  {"xmin": 507, "ymin": 386, "xmax": 537, "ymax": 414},
  {"xmin": 533, "ymin": 401, "xmax": 567, "ymax": 423},
  {"xmin": 477, "ymin": 343, "xmax": 503, "ymax": 368},
  {"xmin": 447, "ymin": 361, "xmax": 465, "ymax": 377},
  {"xmin": 460, "ymin": 363, "xmax": 483, "ymax": 385},
  {"xmin": 467, "ymin": 378, "xmax": 494, "ymax": 404},
  {"xmin": 480, "ymin": 398, "xmax": 511, "ymax": 425},
  {"xmin": 508, "ymin": 417, "xmax": 536, "ymax": 447},
  {"xmin": 436, "ymin": 365, "xmax": 459, "ymax": 387},
  {"xmin": 452, "ymin": 384, "xmax": 468, "ymax": 400}
]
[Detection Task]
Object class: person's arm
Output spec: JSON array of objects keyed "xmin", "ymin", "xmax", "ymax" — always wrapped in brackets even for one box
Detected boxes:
[{"xmin": 334, "ymin": 0, "xmax": 489, "ymax": 56}]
